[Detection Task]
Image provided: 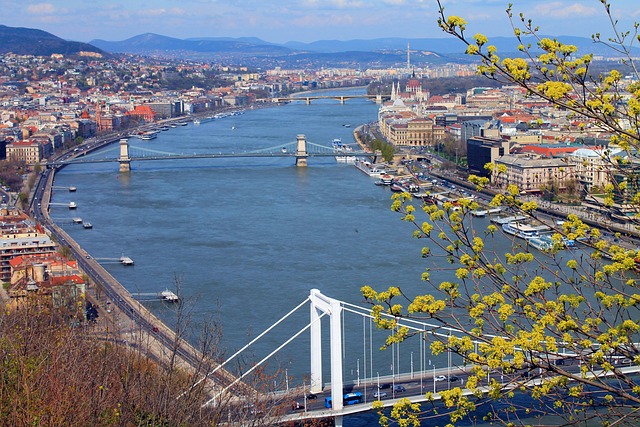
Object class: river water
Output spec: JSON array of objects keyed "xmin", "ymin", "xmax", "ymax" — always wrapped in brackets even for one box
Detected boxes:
[
  {"xmin": 52, "ymin": 87, "xmax": 436, "ymax": 373},
  {"xmin": 50, "ymin": 88, "xmax": 573, "ymax": 426}
]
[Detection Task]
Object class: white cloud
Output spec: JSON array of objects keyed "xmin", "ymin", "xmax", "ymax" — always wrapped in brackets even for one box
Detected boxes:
[
  {"xmin": 533, "ymin": 2, "xmax": 598, "ymax": 19},
  {"xmin": 26, "ymin": 2, "xmax": 56, "ymax": 15}
]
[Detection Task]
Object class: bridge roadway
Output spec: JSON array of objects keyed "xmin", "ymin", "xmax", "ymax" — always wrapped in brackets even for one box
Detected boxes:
[
  {"xmin": 32, "ymin": 161, "xmax": 252, "ymax": 398},
  {"xmin": 270, "ymin": 94, "xmax": 390, "ymax": 104},
  {"xmin": 49, "ymin": 151, "xmax": 369, "ymax": 166},
  {"xmin": 283, "ymin": 360, "xmax": 640, "ymax": 422}
]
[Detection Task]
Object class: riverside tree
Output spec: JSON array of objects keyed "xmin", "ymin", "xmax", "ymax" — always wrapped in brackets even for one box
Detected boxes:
[{"xmin": 363, "ymin": 2, "xmax": 640, "ymax": 426}]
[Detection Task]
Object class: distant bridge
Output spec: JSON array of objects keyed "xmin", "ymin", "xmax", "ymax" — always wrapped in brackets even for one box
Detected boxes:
[
  {"xmin": 48, "ymin": 134, "xmax": 372, "ymax": 172},
  {"xmin": 271, "ymin": 94, "xmax": 391, "ymax": 105}
]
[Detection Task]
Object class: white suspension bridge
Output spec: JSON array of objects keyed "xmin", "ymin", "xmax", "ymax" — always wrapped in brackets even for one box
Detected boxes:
[{"xmin": 181, "ymin": 289, "xmax": 632, "ymax": 427}]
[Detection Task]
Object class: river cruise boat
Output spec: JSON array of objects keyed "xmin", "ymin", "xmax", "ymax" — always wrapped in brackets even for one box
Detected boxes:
[
  {"xmin": 140, "ymin": 132, "xmax": 157, "ymax": 140},
  {"xmin": 490, "ymin": 214, "xmax": 527, "ymax": 224},
  {"xmin": 502, "ymin": 222, "xmax": 540, "ymax": 240},
  {"xmin": 354, "ymin": 159, "xmax": 387, "ymax": 178}
]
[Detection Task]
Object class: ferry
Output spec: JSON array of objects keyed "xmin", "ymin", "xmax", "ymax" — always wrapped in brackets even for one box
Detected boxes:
[
  {"xmin": 140, "ymin": 132, "xmax": 157, "ymax": 140},
  {"xmin": 333, "ymin": 140, "xmax": 357, "ymax": 164},
  {"xmin": 502, "ymin": 222, "xmax": 540, "ymax": 240},
  {"xmin": 354, "ymin": 159, "xmax": 387, "ymax": 178}
]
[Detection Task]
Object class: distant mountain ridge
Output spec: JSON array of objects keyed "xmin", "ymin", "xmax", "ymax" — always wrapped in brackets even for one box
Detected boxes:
[
  {"xmin": 90, "ymin": 33, "xmax": 292, "ymax": 57},
  {"xmin": 90, "ymin": 33, "xmax": 640, "ymax": 59},
  {"xmin": 0, "ymin": 24, "xmax": 105, "ymax": 57}
]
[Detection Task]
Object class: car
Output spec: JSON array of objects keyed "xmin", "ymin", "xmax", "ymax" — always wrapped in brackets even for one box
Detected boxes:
[
  {"xmin": 373, "ymin": 391, "xmax": 387, "ymax": 399},
  {"xmin": 448, "ymin": 376, "xmax": 460, "ymax": 382},
  {"xmin": 392, "ymin": 385, "xmax": 406, "ymax": 392},
  {"xmin": 378, "ymin": 383, "xmax": 391, "ymax": 389},
  {"xmin": 152, "ymin": 326, "xmax": 159, "ymax": 333},
  {"xmin": 306, "ymin": 393, "xmax": 317, "ymax": 400},
  {"xmin": 434, "ymin": 375, "xmax": 447, "ymax": 382}
]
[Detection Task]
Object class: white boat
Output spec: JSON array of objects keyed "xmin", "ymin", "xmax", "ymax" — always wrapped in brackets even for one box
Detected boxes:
[
  {"xmin": 332, "ymin": 138, "xmax": 357, "ymax": 163},
  {"xmin": 354, "ymin": 159, "xmax": 387, "ymax": 178},
  {"xmin": 502, "ymin": 222, "xmax": 540, "ymax": 240},
  {"xmin": 72, "ymin": 217, "xmax": 83, "ymax": 224},
  {"xmin": 68, "ymin": 186, "xmax": 77, "ymax": 192},
  {"xmin": 160, "ymin": 289, "xmax": 179, "ymax": 302},
  {"xmin": 140, "ymin": 132, "xmax": 157, "ymax": 140},
  {"xmin": 490, "ymin": 214, "xmax": 527, "ymax": 224},
  {"xmin": 193, "ymin": 119, "xmax": 200, "ymax": 125},
  {"xmin": 119, "ymin": 256, "xmax": 134, "ymax": 265},
  {"xmin": 82, "ymin": 222, "xmax": 93, "ymax": 229},
  {"xmin": 471, "ymin": 209, "xmax": 488, "ymax": 217},
  {"xmin": 529, "ymin": 235, "xmax": 554, "ymax": 251},
  {"xmin": 68, "ymin": 202, "xmax": 77, "ymax": 209}
]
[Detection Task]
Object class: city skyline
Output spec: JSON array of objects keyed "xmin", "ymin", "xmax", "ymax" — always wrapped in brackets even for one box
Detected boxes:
[{"xmin": 3, "ymin": 0, "xmax": 640, "ymax": 45}]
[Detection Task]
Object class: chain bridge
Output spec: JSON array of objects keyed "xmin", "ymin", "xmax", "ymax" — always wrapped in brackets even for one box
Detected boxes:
[{"xmin": 49, "ymin": 134, "xmax": 370, "ymax": 172}]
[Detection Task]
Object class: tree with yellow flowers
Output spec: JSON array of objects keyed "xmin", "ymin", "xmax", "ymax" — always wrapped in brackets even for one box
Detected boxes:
[{"xmin": 364, "ymin": 2, "xmax": 640, "ymax": 426}]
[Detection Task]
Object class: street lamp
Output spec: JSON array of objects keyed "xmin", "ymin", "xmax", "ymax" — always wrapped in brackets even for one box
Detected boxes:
[{"xmin": 433, "ymin": 364, "xmax": 436, "ymax": 394}]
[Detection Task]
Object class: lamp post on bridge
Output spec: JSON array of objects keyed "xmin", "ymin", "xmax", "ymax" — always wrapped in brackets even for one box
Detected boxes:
[{"xmin": 433, "ymin": 364, "xmax": 436, "ymax": 394}]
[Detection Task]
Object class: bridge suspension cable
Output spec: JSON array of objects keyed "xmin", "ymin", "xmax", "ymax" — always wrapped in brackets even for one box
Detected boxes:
[
  {"xmin": 203, "ymin": 306, "xmax": 328, "ymax": 407},
  {"xmin": 181, "ymin": 296, "xmax": 311, "ymax": 400}
]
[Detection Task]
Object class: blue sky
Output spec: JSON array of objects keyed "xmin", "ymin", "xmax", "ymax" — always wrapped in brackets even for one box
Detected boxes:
[{"xmin": 3, "ymin": 0, "xmax": 640, "ymax": 44}]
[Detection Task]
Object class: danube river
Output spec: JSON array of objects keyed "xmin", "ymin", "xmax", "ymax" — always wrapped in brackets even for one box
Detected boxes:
[{"xmin": 51, "ymin": 88, "xmax": 441, "ymax": 385}]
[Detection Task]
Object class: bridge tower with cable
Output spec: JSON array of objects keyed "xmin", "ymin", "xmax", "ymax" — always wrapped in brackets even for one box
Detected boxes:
[
  {"xmin": 295, "ymin": 134, "xmax": 308, "ymax": 167},
  {"xmin": 309, "ymin": 289, "xmax": 345, "ymax": 426},
  {"xmin": 119, "ymin": 138, "xmax": 131, "ymax": 172}
]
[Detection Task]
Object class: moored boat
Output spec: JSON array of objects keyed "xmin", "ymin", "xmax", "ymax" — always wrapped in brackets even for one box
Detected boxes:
[
  {"xmin": 490, "ymin": 214, "xmax": 527, "ymax": 224},
  {"xmin": 333, "ymin": 138, "xmax": 357, "ymax": 163},
  {"xmin": 160, "ymin": 289, "xmax": 179, "ymax": 302},
  {"xmin": 354, "ymin": 159, "xmax": 387, "ymax": 177},
  {"xmin": 529, "ymin": 235, "xmax": 554, "ymax": 251},
  {"xmin": 502, "ymin": 222, "xmax": 540, "ymax": 240}
]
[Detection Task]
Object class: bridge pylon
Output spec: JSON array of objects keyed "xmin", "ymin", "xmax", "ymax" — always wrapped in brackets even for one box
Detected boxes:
[
  {"xmin": 295, "ymin": 134, "xmax": 308, "ymax": 167},
  {"xmin": 119, "ymin": 138, "xmax": 131, "ymax": 172},
  {"xmin": 309, "ymin": 289, "xmax": 344, "ymax": 426}
]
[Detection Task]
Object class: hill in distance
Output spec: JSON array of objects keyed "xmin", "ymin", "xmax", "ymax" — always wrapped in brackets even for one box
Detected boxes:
[
  {"xmin": 89, "ymin": 32, "xmax": 639, "ymax": 67},
  {"xmin": 0, "ymin": 24, "xmax": 106, "ymax": 57},
  {"xmin": 90, "ymin": 33, "xmax": 292, "ymax": 57}
]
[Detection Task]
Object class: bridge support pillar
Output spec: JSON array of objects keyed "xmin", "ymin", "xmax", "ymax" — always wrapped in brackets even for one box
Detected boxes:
[
  {"xmin": 295, "ymin": 134, "xmax": 308, "ymax": 167},
  {"xmin": 119, "ymin": 138, "xmax": 131, "ymax": 172},
  {"xmin": 309, "ymin": 289, "xmax": 343, "ymax": 412},
  {"xmin": 376, "ymin": 94, "xmax": 382, "ymax": 104},
  {"xmin": 339, "ymin": 97, "xmax": 345, "ymax": 104},
  {"xmin": 305, "ymin": 98, "xmax": 311, "ymax": 105}
]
